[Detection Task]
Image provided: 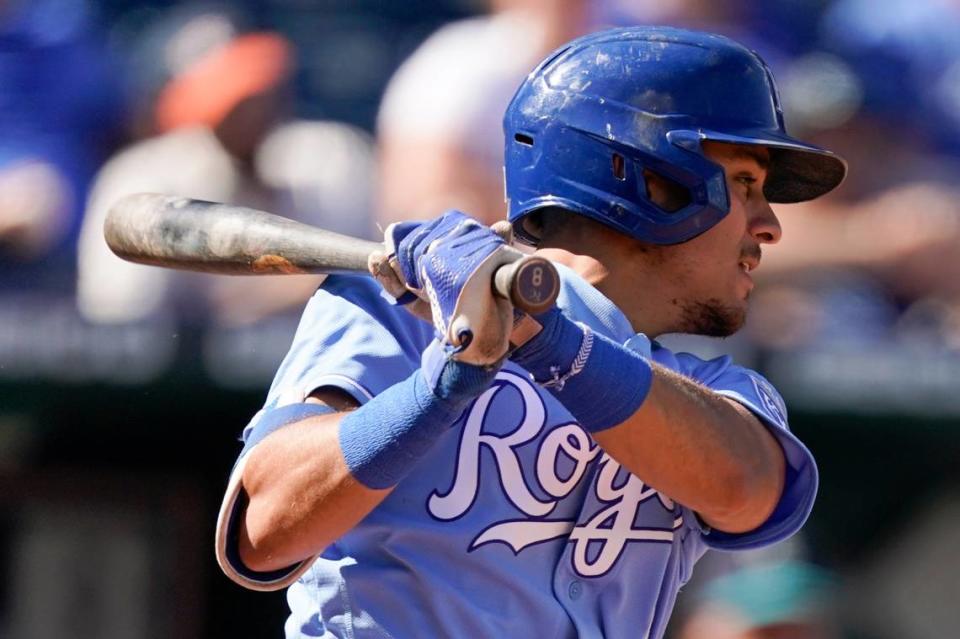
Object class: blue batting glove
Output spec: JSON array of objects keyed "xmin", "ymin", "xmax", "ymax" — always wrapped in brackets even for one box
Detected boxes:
[{"xmin": 385, "ymin": 211, "xmax": 521, "ymax": 366}]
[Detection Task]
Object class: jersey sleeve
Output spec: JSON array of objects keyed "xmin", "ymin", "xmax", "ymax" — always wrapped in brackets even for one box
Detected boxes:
[
  {"xmin": 261, "ymin": 274, "xmax": 434, "ymax": 409},
  {"xmin": 216, "ymin": 275, "xmax": 434, "ymax": 591},
  {"xmin": 674, "ymin": 353, "xmax": 818, "ymax": 551}
]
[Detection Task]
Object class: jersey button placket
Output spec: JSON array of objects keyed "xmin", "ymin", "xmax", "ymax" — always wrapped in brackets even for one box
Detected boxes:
[{"xmin": 567, "ymin": 580, "xmax": 583, "ymax": 600}]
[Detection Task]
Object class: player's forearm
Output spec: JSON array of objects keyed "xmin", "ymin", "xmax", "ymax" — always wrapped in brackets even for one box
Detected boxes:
[
  {"xmin": 240, "ymin": 349, "xmax": 499, "ymax": 572},
  {"xmin": 511, "ymin": 312, "xmax": 785, "ymax": 533},
  {"xmin": 594, "ymin": 365, "xmax": 785, "ymax": 533},
  {"xmin": 238, "ymin": 415, "xmax": 389, "ymax": 572}
]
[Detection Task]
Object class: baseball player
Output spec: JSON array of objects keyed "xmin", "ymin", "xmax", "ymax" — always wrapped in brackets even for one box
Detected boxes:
[{"xmin": 215, "ymin": 27, "xmax": 846, "ymax": 639}]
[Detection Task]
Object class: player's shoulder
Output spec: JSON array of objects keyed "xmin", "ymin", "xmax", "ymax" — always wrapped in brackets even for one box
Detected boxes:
[
  {"xmin": 657, "ymin": 346, "xmax": 736, "ymax": 382},
  {"xmin": 654, "ymin": 344, "xmax": 789, "ymax": 430},
  {"xmin": 311, "ymin": 272, "xmax": 384, "ymax": 308}
]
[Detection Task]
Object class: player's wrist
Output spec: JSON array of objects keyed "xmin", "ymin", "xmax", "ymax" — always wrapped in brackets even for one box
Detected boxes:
[
  {"xmin": 339, "ymin": 372, "xmax": 464, "ymax": 490},
  {"xmin": 338, "ymin": 341, "xmax": 499, "ymax": 490},
  {"xmin": 510, "ymin": 307, "xmax": 585, "ymax": 386},
  {"xmin": 421, "ymin": 338, "xmax": 501, "ymax": 404},
  {"xmin": 555, "ymin": 332, "xmax": 653, "ymax": 432},
  {"xmin": 511, "ymin": 308, "xmax": 652, "ymax": 433}
]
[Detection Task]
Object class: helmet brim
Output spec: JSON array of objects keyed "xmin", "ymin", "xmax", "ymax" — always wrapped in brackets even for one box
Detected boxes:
[{"xmin": 695, "ymin": 128, "xmax": 848, "ymax": 203}]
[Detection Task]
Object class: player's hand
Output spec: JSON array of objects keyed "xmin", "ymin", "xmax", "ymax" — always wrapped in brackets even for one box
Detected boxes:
[
  {"xmin": 379, "ymin": 211, "xmax": 522, "ymax": 366},
  {"xmin": 369, "ymin": 250, "xmax": 433, "ymax": 323}
]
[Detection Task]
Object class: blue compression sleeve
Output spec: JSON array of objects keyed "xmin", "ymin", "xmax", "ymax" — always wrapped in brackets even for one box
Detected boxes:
[
  {"xmin": 338, "ymin": 348, "xmax": 497, "ymax": 489},
  {"xmin": 511, "ymin": 308, "xmax": 652, "ymax": 433}
]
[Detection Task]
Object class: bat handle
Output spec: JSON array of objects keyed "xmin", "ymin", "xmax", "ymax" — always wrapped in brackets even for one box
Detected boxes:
[{"xmin": 493, "ymin": 256, "xmax": 560, "ymax": 315}]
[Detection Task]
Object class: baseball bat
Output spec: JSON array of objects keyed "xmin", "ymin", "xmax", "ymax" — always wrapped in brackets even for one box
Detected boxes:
[{"xmin": 103, "ymin": 193, "xmax": 560, "ymax": 314}]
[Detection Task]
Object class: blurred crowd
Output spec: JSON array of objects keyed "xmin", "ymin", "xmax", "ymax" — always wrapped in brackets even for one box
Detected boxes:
[
  {"xmin": 3, "ymin": 1, "xmax": 960, "ymax": 637},
  {"xmin": 2, "ymin": 0, "xmax": 959, "ymax": 350}
]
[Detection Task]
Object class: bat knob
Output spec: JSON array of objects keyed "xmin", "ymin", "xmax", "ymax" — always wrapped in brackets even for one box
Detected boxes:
[{"xmin": 493, "ymin": 256, "xmax": 560, "ymax": 315}]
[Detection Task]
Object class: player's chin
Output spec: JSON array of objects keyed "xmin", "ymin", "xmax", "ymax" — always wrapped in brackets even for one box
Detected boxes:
[{"xmin": 681, "ymin": 297, "xmax": 746, "ymax": 338}]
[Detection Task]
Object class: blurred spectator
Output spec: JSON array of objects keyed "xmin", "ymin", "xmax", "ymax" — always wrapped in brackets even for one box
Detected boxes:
[
  {"xmin": 599, "ymin": 0, "xmax": 750, "ymax": 34},
  {"xmin": 111, "ymin": 2, "xmax": 253, "ymax": 141},
  {"xmin": 77, "ymin": 16, "xmax": 376, "ymax": 326},
  {"xmin": 375, "ymin": 0, "xmax": 593, "ymax": 226},
  {"xmin": 757, "ymin": 0, "xmax": 960, "ymax": 303},
  {"xmin": 0, "ymin": 0, "xmax": 125, "ymax": 292},
  {"xmin": 675, "ymin": 560, "xmax": 840, "ymax": 639},
  {"xmin": 0, "ymin": 151, "xmax": 71, "ymax": 261}
]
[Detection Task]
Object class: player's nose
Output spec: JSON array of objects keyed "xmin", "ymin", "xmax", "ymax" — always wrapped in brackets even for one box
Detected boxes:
[{"xmin": 749, "ymin": 198, "xmax": 782, "ymax": 245}]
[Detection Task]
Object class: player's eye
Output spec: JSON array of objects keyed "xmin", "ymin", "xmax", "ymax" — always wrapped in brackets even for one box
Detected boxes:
[{"xmin": 735, "ymin": 174, "xmax": 759, "ymax": 196}]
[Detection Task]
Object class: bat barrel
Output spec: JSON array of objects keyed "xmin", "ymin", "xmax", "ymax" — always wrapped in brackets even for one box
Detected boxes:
[{"xmin": 105, "ymin": 193, "xmax": 380, "ymax": 275}]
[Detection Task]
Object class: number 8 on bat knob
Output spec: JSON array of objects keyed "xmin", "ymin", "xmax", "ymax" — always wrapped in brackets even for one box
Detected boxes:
[{"xmin": 493, "ymin": 256, "xmax": 558, "ymax": 315}]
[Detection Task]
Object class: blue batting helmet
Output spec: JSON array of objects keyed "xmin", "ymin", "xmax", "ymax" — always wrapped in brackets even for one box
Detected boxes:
[{"xmin": 504, "ymin": 26, "xmax": 847, "ymax": 245}]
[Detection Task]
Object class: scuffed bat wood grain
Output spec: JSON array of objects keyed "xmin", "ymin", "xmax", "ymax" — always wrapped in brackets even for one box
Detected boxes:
[{"xmin": 104, "ymin": 193, "xmax": 379, "ymax": 275}]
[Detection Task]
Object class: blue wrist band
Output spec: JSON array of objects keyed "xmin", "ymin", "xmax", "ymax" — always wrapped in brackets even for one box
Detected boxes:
[
  {"xmin": 420, "ymin": 338, "xmax": 500, "ymax": 397},
  {"xmin": 511, "ymin": 309, "xmax": 652, "ymax": 433},
  {"xmin": 339, "ymin": 346, "xmax": 498, "ymax": 489},
  {"xmin": 509, "ymin": 308, "xmax": 583, "ymax": 384}
]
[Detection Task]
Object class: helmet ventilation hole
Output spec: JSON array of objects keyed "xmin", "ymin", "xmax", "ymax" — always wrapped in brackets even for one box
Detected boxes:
[
  {"xmin": 612, "ymin": 153, "xmax": 626, "ymax": 180},
  {"xmin": 514, "ymin": 133, "xmax": 535, "ymax": 146}
]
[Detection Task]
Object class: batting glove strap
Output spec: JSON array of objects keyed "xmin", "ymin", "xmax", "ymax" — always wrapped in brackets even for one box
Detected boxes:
[
  {"xmin": 511, "ymin": 308, "xmax": 652, "ymax": 433},
  {"xmin": 339, "ymin": 341, "xmax": 498, "ymax": 489}
]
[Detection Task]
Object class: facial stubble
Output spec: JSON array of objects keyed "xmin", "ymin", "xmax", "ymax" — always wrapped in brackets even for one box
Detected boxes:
[{"xmin": 678, "ymin": 296, "xmax": 747, "ymax": 338}]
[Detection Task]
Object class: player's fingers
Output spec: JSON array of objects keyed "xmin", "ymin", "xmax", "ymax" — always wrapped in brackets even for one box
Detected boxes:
[
  {"xmin": 370, "ymin": 250, "xmax": 419, "ymax": 300},
  {"xmin": 446, "ymin": 246, "xmax": 522, "ymax": 365},
  {"xmin": 406, "ymin": 297, "xmax": 433, "ymax": 323},
  {"xmin": 369, "ymin": 250, "xmax": 433, "ymax": 322},
  {"xmin": 368, "ymin": 251, "xmax": 407, "ymax": 297},
  {"xmin": 389, "ymin": 255, "xmax": 426, "ymax": 299},
  {"xmin": 490, "ymin": 220, "xmax": 513, "ymax": 244}
]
